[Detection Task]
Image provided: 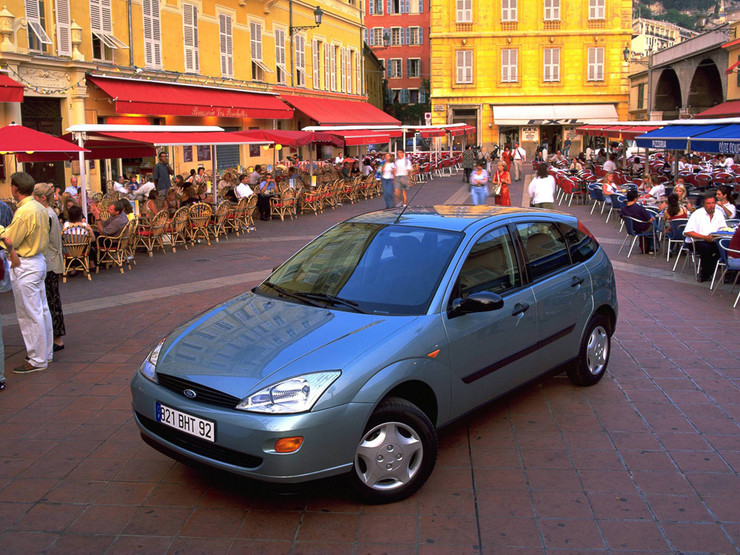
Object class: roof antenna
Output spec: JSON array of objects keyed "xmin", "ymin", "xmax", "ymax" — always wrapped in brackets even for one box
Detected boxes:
[{"xmin": 393, "ymin": 162, "xmax": 429, "ymax": 224}]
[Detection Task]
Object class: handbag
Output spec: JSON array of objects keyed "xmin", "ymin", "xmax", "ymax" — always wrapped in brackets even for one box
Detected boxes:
[
  {"xmin": 0, "ymin": 250, "xmax": 12, "ymax": 293},
  {"xmin": 490, "ymin": 172, "xmax": 502, "ymax": 196}
]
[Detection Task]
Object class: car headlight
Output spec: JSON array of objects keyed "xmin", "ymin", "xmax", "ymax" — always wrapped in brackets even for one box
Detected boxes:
[
  {"xmin": 236, "ymin": 371, "xmax": 341, "ymax": 414},
  {"xmin": 139, "ymin": 337, "xmax": 166, "ymax": 383}
]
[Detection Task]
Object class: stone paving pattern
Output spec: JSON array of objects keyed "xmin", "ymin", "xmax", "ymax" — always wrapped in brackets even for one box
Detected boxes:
[{"xmin": 0, "ymin": 169, "xmax": 738, "ymax": 554}]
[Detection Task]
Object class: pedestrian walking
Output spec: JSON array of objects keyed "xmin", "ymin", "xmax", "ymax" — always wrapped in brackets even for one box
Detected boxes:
[
  {"xmin": 462, "ymin": 146, "xmax": 475, "ymax": 184},
  {"xmin": 528, "ymin": 164, "xmax": 557, "ymax": 209},
  {"xmin": 153, "ymin": 151, "xmax": 174, "ymax": 195},
  {"xmin": 380, "ymin": 153, "xmax": 396, "ymax": 209},
  {"xmin": 469, "ymin": 164, "xmax": 489, "ymax": 206},
  {"xmin": 491, "ymin": 161, "xmax": 511, "ymax": 206},
  {"xmin": 33, "ymin": 183, "xmax": 66, "ymax": 352},
  {"xmin": 512, "ymin": 142, "xmax": 526, "ymax": 182},
  {"xmin": 394, "ymin": 150, "xmax": 413, "ymax": 206},
  {"xmin": 0, "ymin": 172, "xmax": 53, "ymax": 374}
]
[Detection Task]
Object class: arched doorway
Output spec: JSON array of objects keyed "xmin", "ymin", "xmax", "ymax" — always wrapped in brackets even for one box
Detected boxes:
[
  {"xmin": 688, "ymin": 59, "xmax": 723, "ymax": 111},
  {"xmin": 654, "ymin": 68, "xmax": 682, "ymax": 118}
]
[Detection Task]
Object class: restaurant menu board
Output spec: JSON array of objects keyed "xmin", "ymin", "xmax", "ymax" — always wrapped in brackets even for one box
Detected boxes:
[
  {"xmin": 249, "ymin": 144, "xmax": 261, "ymax": 158},
  {"xmin": 197, "ymin": 145, "xmax": 211, "ymax": 161},
  {"xmin": 183, "ymin": 146, "xmax": 193, "ymax": 163},
  {"xmin": 521, "ymin": 127, "xmax": 539, "ymax": 143}
]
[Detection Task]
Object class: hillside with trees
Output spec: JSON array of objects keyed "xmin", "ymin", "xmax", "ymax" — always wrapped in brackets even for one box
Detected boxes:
[{"xmin": 636, "ymin": 0, "xmax": 721, "ymax": 30}]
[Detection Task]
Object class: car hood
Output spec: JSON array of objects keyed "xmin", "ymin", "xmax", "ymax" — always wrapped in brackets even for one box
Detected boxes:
[{"xmin": 155, "ymin": 291, "xmax": 417, "ymax": 399}]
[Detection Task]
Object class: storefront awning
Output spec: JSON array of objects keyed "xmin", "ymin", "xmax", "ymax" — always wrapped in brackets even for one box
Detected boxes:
[
  {"xmin": 688, "ymin": 124, "xmax": 740, "ymax": 154},
  {"xmin": 492, "ymin": 104, "xmax": 618, "ymax": 125},
  {"xmin": 87, "ymin": 75, "xmax": 293, "ymax": 120},
  {"xmin": 695, "ymin": 100, "xmax": 740, "ymax": 119},
  {"xmin": 231, "ymin": 129, "xmax": 343, "ymax": 148},
  {"xmin": 0, "ymin": 74, "xmax": 24, "ymax": 103},
  {"xmin": 635, "ymin": 124, "xmax": 725, "ymax": 150},
  {"xmin": 418, "ymin": 128, "xmax": 446, "ymax": 138},
  {"xmin": 329, "ymin": 130, "xmax": 391, "ymax": 146},
  {"xmin": 620, "ymin": 126, "xmax": 659, "ymax": 141},
  {"xmin": 448, "ymin": 125, "xmax": 476, "ymax": 136},
  {"xmin": 282, "ymin": 94, "xmax": 400, "ymax": 125},
  {"xmin": 93, "ymin": 130, "xmax": 270, "ymax": 146}
]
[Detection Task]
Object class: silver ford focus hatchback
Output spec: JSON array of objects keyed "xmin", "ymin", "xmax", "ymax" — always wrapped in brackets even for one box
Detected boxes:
[{"xmin": 131, "ymin": 206, "xmax": 617, "ymax": 503}]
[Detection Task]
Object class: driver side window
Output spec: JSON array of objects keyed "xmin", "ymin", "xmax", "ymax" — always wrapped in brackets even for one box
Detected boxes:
[{"xmin": 456, "ymin": 227, "xmax": 521, "ymax": 298}]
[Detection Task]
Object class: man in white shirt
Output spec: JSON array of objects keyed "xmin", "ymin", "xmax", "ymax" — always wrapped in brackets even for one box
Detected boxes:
[
  {"xmin": 112, "ymin": 176, "xmax": 131, "ymax": 197},
  {"xmin": 512, "ymin": 142, "xmax": 526, "ymax": 182},
  {"xmin": 335, "ymin": 154, "xmax": 344, "ymax": 164},
  {"xmin": 602, "ymin": 155, "xmax": 617, "ymax": 173},
  {"xmin": 685, "ymin": 194, "xmax": 727, "ymax": 282},
  {"xmin": 132, "ymin": 180, "xmax": 156, "ymax": 202},
  {"xmin": 722, "ymin": 155, "xmax": 734, "ymax": 169},
  {"xmin": 66, "ymin": 176, "xmax": 79, "ymax": 197},
  {"xmin": 394, "ymin": 150, "xmax": 413, "ymax": 206},
  {"xmin": 235, "ymin": 174, "xmax": 254, "ymax": 199}
]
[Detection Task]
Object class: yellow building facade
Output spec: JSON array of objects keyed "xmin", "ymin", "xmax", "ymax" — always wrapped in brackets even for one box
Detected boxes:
[
  {"xmin": 0, "ymin": 0, "xmax": 365, "ymax": 195},
  {"xmin": 430, "ymin": 0, "xmax": 631, "ymax": 156}
]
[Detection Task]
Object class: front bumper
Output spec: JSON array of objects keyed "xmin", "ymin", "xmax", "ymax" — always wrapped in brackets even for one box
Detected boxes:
[{"xmin": 131, "ymin": 372, "xmax": 373, "ymax": 483}]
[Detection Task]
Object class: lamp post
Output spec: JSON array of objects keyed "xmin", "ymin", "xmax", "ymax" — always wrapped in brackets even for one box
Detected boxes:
[{"xmin": 289, "ymin": 1, "xmax": 323, "ymax": 88}]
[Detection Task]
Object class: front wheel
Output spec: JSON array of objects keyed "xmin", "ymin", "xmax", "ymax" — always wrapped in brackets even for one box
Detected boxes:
[
  {"xmin": 567, "ymin": 314, "xmax": 611, "ymax": 386},
  {"xmin": 350, "ymin": 397, "xmax": 437, "ymax": 504}
]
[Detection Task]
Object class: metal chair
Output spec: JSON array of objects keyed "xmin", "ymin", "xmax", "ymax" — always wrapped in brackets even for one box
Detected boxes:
[
  {"xmin": 619, "ymin": 216, "xmax": 658, "ymax": 258},
  {"xmin": 664, "ymin": 219, "xmax": 688, "ymax": 263},
  {"xmin": 711, "ymin": 238, "xmax": 740, "ymax": 308},
  {"xmin": 588, "ymin": 184, "xmax": 605, "ymax": 214}
]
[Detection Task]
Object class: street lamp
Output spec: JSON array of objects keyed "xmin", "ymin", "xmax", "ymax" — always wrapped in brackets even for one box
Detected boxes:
[{"xmin": 288, "ymin": 1, "xmax": 323, "ymax": 88}]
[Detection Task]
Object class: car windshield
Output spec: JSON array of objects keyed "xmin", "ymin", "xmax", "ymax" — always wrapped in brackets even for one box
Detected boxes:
[{"xmin": 257, "ymin": 222, "xmax": 462, "ymax": 315}]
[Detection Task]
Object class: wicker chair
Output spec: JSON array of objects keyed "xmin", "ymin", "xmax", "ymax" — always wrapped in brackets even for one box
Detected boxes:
[
  {"xmin": 136, "ymin": 210, "xmax": 169, "ymax": 257},
  {"xmin": 300, "ymin": 186, "xmax": 323, "ymax": 215},
  {"xmin": 226, "ymin": 197, "xmax": 248, "ymax": 235},
  {"xmin": 270, "ymin": 189, "xmax": 296, "ymax": 221},
  {"xmin": 168, "ymin": 206, "xmax": 190, "ymax": 252},
  {"xmin": 61, "ymin": 225, "xmax": 93, "ymax": 282},
  {"xmin": 243, "ymin": 194, "xmax": 258, "ymax": 231},
  {"xmin": 187, "ymin": 202, "xmax": 212, "ymax": 246},
  {"xmin": 210, "ymin": 201, "xmax": 231, "ymax": 242},
  {"xmin": 96, "ymin": 219, "xmax": 136, "ymax": 274}
]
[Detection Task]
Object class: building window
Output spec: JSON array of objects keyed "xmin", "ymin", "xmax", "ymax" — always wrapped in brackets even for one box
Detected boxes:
[
  {"xmin": 218, "ymin": 14, "xmax": 234, "ymax": 78},
  {"xmin": 368, "ymin": 0, "xmax": 383, "ymax": 14},
  {"xmin": 456, "ymin": 0, "xmax": 472, "ymax": 22},
  {"xmin": 587, "ymin": 47, "xmax": 604, "ymax": 81},
  {"xmin": 26, "ymin": 0, "xmax": 52, "ymax": 52},
  {"xmin": 142, "ymin": 0, "xmax": 162, "ymax": 69},
  {"xmin": 345, "ymin": 48, "xmax": 352, "ymax": 92},
  {"xmin": 388, "ymin": 0, "xmax": 402, "ymax": 14},
  {"xmin": 637, "ymin": 82, "xmax": 645, "ymax": 109},
  {"xmin": 501, "ymin": 48, "xmax": 517, "ymax": 82},
  {"xmin": 543, "ymin": 47, "xmax": 560, "ymax": 81},
  {"xmin": 409, "ymin": 89, "xmax": 419, "ymax": 103},
  {"xmin": 388, "ymin": 58, "xmax": 402, "ymax": 78},
  {"xmin": 372, "ymin": 27, "xmax": 384, "ymax": 46},
  {"xmin": 295, "ymin": 34, "xmax": 306, "ymax": 87},
  {"xmin": 355, "ymin": 50, "xmax": 363, "ymax": 95},
  {"xmin": 324, "ymin": 43, "xmax": 331, "ymax": 90},
  {"xmin": 275, "ymin": 29, "xmax": 287, "ymax": 85},
  {"xmin": 330, "ymin": 45, "xmax": 337, "ymax": 90},
  {"xmin": 183, "ymin": 3, "xmax": 199, "ymax": 73},
  {"xmin": 456, "ymin": 50, "xmax": 472, "ymax": 83},
  {"xmin": 54, "ymin": 0, "xmax": 72, "ymax": 56},
  {"xmin": 390, "ymin": 88, "xmax": 401, "ymax": 103},
  {"xmin": 312, "ymin": 39, "xmax": 321, "ymax": 89},
  {"xmin": 407, "ymin": 58, "xmax": 421, "ymax": 77},
  {"xmin": 407, "ymin": 26, "xmax": 423, "ymax": 45},
  {"xmin": 90, "ymin": 0, "xmax": 128, "ymax": 62},
  {"xmin": 410, "ymin": 0, "xmax": 423, "ymax": 14},
  {"xmin": 544, "ymin": 0, "xmax": 559, "ymax": 20},
  {"xmin": 589, "ymin": 0, "xmax": 605, "ymax": 20},
  {"xmin": 502, "ymin": 0, "xmax": 517, "ymax": 21},
  {"xmin": 379, "ymin": 58, "xmax": 386, "ymax": 78},
  {"xmin": 390, "ymin": 27, "xmax": 403, "ymax": 46},
  {"xmin": 249, "ymin": 21, "xmax": 270, "ymax": 81}
]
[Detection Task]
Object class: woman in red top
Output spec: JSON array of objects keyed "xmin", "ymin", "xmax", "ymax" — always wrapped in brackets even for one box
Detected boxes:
[
  {"xmin": 491, "ymin": 161, "xmax": 512, "ymax": 206},
  {"xmin": 501, "ymin": 146, "xmax": 512, "ymax": 172}
]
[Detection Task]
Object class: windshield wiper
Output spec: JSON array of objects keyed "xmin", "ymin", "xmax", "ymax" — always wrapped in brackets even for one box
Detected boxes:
[
  {"xmin": 300, "ymin": 292, "xmax": 365, "ymax": 313},
  {"xmin": 262, "ymin": 282, "xmax": 323, "ymax": 307}
]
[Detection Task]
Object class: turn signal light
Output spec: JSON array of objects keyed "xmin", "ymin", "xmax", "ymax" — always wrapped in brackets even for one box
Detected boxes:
[{"xmin": 275, "ymin": 436, "xmax": 303, "ymax": 453}]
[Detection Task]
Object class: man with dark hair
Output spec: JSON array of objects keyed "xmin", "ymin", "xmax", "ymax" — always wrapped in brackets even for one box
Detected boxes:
[
  {"xmin": 685, "ymin": 193, "xmax": 727, "ymax": 282},
  {"xmin": 153, "ymin": 151, "xmax": 174, "ymax": 195},
  {"xmin": 96, "ymin": 200, "xmax": 128, "ymax": 237},
  {"xmin": 0, "ymin": 172, "xmax": 53, "ymax": 374},
  {"xmin": 621, "ymin": 190, "xmax": 656, "ymax": 253}
]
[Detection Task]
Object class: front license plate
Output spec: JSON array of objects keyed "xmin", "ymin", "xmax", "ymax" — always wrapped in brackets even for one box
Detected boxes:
[{"xmin": 156, "ymin": 402, "xmax": 215, "ymax": 442}]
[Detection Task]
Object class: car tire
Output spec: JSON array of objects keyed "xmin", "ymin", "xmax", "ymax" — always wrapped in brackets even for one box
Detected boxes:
[
  {"xmin": 350, "ymin": 397, "xmax": 437, "ymax": 504},
  {"xmin": 567, "ymin": 314, "xmax": 611, "ymax": 387}
]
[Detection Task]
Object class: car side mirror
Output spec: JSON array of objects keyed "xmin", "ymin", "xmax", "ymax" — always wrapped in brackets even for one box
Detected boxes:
[{"xmin": 448, "ymin": 291, "xmax": 504, "ymax": 318}]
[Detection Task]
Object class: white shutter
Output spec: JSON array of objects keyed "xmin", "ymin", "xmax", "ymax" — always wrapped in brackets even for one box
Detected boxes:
[
  {"xmin": 457, "ymin": 51, "xmax": 472, "ymax": 83},
  {"xmin": 330, "ymin": 45, "xmax": 336, "ymax": 91},
  {"xmin": 55, "ymin": 0, "xmax": 72, "ymax": 55},
  {"xmin": 312, "ymin": 39, "xmax": 320, "ymax": 88},
  {"xmin": 90, "ymin": 0, "xmax": 102, "ymax": 32},
  {"xmin": 456, "ymin": 0, "xmax": 471, "ymax": 22},
  {"xmin": 101, "ymin": 0, "xmax": 112, "ymax": 33},
  {"xmin": 324, "ymin": 43, "xmax": 330, "ymax": 90},
  {"xmin": 142, "ymin": 0, "xmax": 162, "ymax": 68},
  {"xmin": 26, "ymin": 0, "xmax": 52, "ymax": 47},
  {"xmin": 220, "ymin": 14, "xmax": 233, "ymax": 78},
  {"xmin": 183, "ymin": 4, "xmax": 199, "ymax": 73}
]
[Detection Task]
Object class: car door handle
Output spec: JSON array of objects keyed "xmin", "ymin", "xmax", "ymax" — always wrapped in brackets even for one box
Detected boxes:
[
  {"xmin": 571, "ymin": 276, "xmax": 584, "ymax": 287},
  {"xmin": 511, "ymin": 302, "xmax": 530, "ymax": 317}
]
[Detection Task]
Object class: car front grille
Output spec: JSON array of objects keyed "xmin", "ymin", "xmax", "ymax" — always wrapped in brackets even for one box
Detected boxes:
[
  {"xmin": 156, "ymin": 373, "xmax": 241, "ymax": 409},
  {"xmin": 136, "ymin": 412, "xmax": 263, "ymax": 469}
]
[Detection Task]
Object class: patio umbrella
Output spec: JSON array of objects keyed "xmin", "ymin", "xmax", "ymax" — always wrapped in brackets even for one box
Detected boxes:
[
  {"xmin": 0, "ymin": 124, "xmax": 89, "ymax": 163},
  {"xmin": 232, "ymin": 129, "xmax": 343, "ymax": 149}
]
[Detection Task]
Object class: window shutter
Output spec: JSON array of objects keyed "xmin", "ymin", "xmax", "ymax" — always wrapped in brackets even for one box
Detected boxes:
[
  {"xmin": 90, "ymin": 0, "xmax": 102, "ymax": 32},
  {"xmin": 419, "ymin": 88, "xmax": 425, "ymax": 102},
  {"xmin": 418, "ymin": 27, "xmax": 423, "ymax": 45},
  {"xmin": 419, "ymin": 0, "xmax": 423, "ymax": 13},
  {"xmin": 219, "ymin": 14, "xmax": 233, "ymax": 77},
  {"xmin": 404, "ymin": 0, "xmax": 410, "ymax": 13},
  {"xmin": 401, "ymin": 89, "xmax": 409, "ymax": 103},
  {"xmin": 142, "ymin": 0, "xmax": 162, "ymax": 68},
  {"xmin": 369, "ymin": 0, "xmax": 374, "ymax": 14},
  {"xmin": 387, "ymin": 0, "xmax": 392, "ymax": 14},
  {"xmin": 183, "ymin": 4, "xmax": 199, "ymax": 72},
  {"xmin": 400, "ymin": 27, "xmax": 404, "ymax": 45},
  {"xmin": 554, "ymin": 48, "xmax": 560, "ymax": 80},
  {"xmin": 101, "ymin": 0, "xmax": 112, "ymax": 33},
  {"xmin": 364, "ymin": 29, "xmax": 368, "ymax": 45},
  {"xmin": 406, "ymin": 58, "xmax": 411, "ymax": 76},
  {"xmin": 55, "ymin": 0, "xmax": 72, "ymax": 56}
]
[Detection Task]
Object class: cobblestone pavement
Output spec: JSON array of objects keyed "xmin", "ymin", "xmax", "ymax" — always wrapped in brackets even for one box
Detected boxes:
[{"xmin": 0, "ymin": 169, "xmax": 738, "ymax": 554}]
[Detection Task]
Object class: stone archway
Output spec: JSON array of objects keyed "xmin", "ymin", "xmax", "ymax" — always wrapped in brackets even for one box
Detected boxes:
[
  {"xmin": 688, "ymin": 58, "xmax": 723, "ymax": 110},
  {"xmin": 654, "ymin": 68, "xmax": 682, "ymax": 114}
]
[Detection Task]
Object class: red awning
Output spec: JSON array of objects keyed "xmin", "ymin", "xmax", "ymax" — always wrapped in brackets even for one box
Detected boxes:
[
  {"xmin": 231, "ymin": 129, "xmax": 343, "ymax": 148},
  {"xmin": 0, "ymin": 74, "xmax": 23, "ymax": 103},
  {"xmin": 94, "ymin": 131, "xmax": 271, "ymax": 146},
  {"xmin": 448, "ymin": 125, "xmax": 475, "ymax": 136},
  {"xmin": 576, "ymin": 124, "xmax": 601, "ymax": 135},
  {"xmin": 88, "ymin": 75, "xmax": 293, "ymax": 120},
  {"xmin": 726, "ymin": 59, "xmax": 740, "ymax": 75},
  {"xmin": 601, "ymin": 125, "xmax": 631, "ymax": 138},
  {"xmin": 281, "ymin": 94, "xmax": 400, "ymax": 125},
  {"xmin": 330, "ymin": 130, "xmax": 391, "ymax": 146},
  {"xmin": 620, "ymin": 126, "xmax": 659, "ymax": 141},
  {"xmin": 0, "ymin": 125, "xmax": 89, "ymax": 162},
  {"xmin": 696, "ymin": 100, "xmax": 740, "ymax": 118},
  {"xmin": 419, "ymin": 128, "xmax": 446, "ymax": 138}
]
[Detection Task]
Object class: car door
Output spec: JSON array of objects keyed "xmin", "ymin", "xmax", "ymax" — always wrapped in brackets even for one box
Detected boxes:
[
  {"xmin": 442, "ymin": 225, "xmax": 538, "ymax": 420},
  {"xmin": 514, "ymin": 221, "xmax": 593, "ymax": 378}
]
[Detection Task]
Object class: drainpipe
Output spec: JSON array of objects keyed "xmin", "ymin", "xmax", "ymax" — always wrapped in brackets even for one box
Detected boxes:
[
  {"xmin": 289, "ymin": 0, "xmax": 295, "ymax": 88},
  {"xmin": 127, "ymin": 0, "xmax": 134, "ymax": 67}
]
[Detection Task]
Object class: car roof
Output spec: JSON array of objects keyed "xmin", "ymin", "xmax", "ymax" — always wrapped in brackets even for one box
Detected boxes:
[{"xmin": 346, "ymin": 205, "xmax": 577, "ymax": 233}]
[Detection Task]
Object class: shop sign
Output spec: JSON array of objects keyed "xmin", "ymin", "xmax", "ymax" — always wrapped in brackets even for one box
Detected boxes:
[
  {"xmin": 190, "ymin": 106, "xmax": 255, "ymax": 118},
  {"xmin": 564, "ymin": 127, "xmax": 578, "ymax": 141},
  {"xmin": 521, "ymin": 127, "xmax": 539, "ymax": 142}
]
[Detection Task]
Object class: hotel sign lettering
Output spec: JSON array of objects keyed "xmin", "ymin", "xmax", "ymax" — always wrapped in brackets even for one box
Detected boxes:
[{"xmin": 190, "ymin": 106, "xmax": 255, "ymax": 118}]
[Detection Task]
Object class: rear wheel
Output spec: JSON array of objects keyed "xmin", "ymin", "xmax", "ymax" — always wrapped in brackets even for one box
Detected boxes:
[
  {"xmin": 350, "ymin": 397, "xmax": 437, "ymax": 504},
  {"xmin": 567, "ymin": 314, "xmax": 610, "ymax": 386}
]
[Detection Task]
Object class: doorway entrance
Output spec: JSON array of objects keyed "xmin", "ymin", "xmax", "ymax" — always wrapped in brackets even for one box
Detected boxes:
[
  {"xmin": 21, "ymin": 97, "xmax": 65, "ymax": 186},
  {"xmin": 540, "ymin": 125, "xmax": 563, "ymax": 155}
]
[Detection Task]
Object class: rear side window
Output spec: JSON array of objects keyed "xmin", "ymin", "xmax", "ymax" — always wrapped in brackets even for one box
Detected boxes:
[
  {"xmin": 457, "ymin": 227, "xmax": 521, "ymax": 297},
  {"xmin": 557, "ymin": 222, "xmax": 599, "ymax": 264},
  {"xmin": 515, "ymin": 222, "xmax": 571, "ymax": 280}
]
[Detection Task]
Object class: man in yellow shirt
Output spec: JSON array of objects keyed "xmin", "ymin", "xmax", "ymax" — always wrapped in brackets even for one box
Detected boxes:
[{"xmin": 0, "ymin": 172, "xmax": 53, "ymax": 373}]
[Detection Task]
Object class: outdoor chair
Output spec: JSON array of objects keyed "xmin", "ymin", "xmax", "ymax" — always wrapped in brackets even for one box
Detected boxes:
[
  {"xmin": 664, "ymin": 219, "xmax": 688, "ymax": 263},
  {"xmin": 605, "ymin": 193, "xmax": 626, "ymax": 224},
  {"xmin": 187, "ymin": 202, "xmax": 212, "ymax": 246},
  {"xmin": 711, "ymin": 238, "xmax": 740, "ymax": 308},
  {"xmin": 168, "ymin": 206, "xmax": 190, "ymax": 252},
  {"xmin": 619, "ymin": 216, "xmax": 658, "ymax": 258},
  {"xmin": 210, "ymin": 201, "xmax": 231, "ymax": 242},
  {"xmin": 672, "ymin": 236, "xmax": 700, "ymax": 277},
  {"xmin": 588, "ymin": 185, "xmax": 605, "ymax": 214},
  {"xmin": 243, "ymin": 194, "xmax": 258, "ymax": 230},
  {"xmin": 136, "ymin": 210, "xmax": 169, "ymax": 257},
  {"xmin": 61, "ymin": 224, "xmax": 93, "ymax": 282},
  {"xmin": 270, "ymin": 189, "xmax": 297, "ymax": 221},
  {"xmin": 226, "ymin": 197, "xmax": 248, "ymax": 235},
  {"xmin": 96, "ymin": 219, "xmax": 136, "ymax": 274},
  {"xmin": 300, "ymin": 186, "xmax": 323, "ymax": 215}
]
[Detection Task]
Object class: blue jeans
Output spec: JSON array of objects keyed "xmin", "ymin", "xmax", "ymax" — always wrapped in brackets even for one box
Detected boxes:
[
  {"xmin": 381, "ymin": 178, "xmax": 395, "ymax": 208},
  {"xmin": 471, "ymin": 185, "xmax": 488, "ymax": 205}
]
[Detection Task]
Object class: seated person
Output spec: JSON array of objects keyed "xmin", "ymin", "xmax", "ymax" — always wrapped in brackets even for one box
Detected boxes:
[
  {"xmin": 112, "ymin": 176, "xmax": 130, "ymax": 196},
  {"xmin": 647, "ymin": 176, "xmax": 665, "ymax": 198},
  {"xmin": 235, "ymin": 174, "xmax": 254, "ymax": 199},
  {"xmin": 62, "ymin": 205, "xmax": 94, "ymax": 236},
  {"xmin": 715, "ymin": 185, "xmax": 737, "ymax": 219},
  {"xmin": 95, "ymin": 200, "xmax": 128, "ymax": 238},
  {"xmin": 662, "ymin": 193, "xmax": 688, "ymax": 227},
  {"xmin": 601, "ymin": 172, "xmax": 619, "ymax": 204},
  {"xmin": 120, "ymin": 198, "xmax": 135, "ymax": 221},
  {"xmin": 685, "ymin": 194, "xmax": 727, "ymax": 282},
  {"xmin": 257, "ymin": 173, "xmax": 277, "ymax": 221},
  {"xmin": 132, "ymin": 178, "xmax": 156, "ymax": 202},
  {"xmin": 143, "ymin": 190, "xmax": 160, "ymax": 217},
  {"xmin": 66, "ymin": 176, "xmax": 79, "ymax": 197},
  {"xmin": 180, "ymin": 186, "xmax": 199, "ymax": 207},
  {"xmin": 341, "ymin": 161, "xmax": 352, "ymax": 181},
  {"xmin": 621, "ymin": 190, "xmax": 656, "ymax": 252},
  {"xmin": 631, "ymin": 157, "xmax": 643, "ymax": 175},
  {"xmin": 163, "ymin": 187, "xmax": 179, "ymax": 215}
]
